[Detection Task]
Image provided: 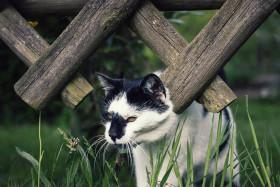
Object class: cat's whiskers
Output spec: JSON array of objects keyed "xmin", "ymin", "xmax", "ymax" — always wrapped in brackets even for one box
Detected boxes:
[
  {"xmin": 86, "ymin": 135, "xmax": 105, "ymax": 153},
  {"xmin": 102, "ymin": 143, "xmax": 110, "ymax": 165},
  {"xmin": 124, "ymin": 138, "xmax": 146, "ymax": 172},
  {"xmin": 96, "ymin": 139, "xmax": 108, "ymax": 160},
  {"xmin": 79, "ymin": 135, "xmax": 104, "ymax": 168},
  {"xmin": 84, "ymin": 135, "xmax": 107, "ymax": 170},
  {"xmin": 126, "ymin": 142, "xmax": 133, "ymax": 168},
  {"xmin": 91, "ymin": 136, "xmax": 106, "ymax": 153},
  {"xmin": 126, "ymin": 142, "xmax": 135, "ymax": 180},
  {"xmin": 88, "ymin": 134, "xmax": 104, "ymax": 142},
  {"xmin": 129, "ymin": 138, "xmax": 149, "ymax": 161}
]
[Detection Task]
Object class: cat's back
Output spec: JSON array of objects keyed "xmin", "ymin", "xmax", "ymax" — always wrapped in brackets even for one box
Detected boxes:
[{"xmin": 179, "ymin": 101, "xmax": 234, "ymax": 153}]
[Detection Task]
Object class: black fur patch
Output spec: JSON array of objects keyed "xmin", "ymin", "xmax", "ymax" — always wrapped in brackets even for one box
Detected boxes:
[
  {"xmin": 107, "ymin": 113, "xmax": 127, "ymax": 142},
  {"xmin": 203, "ymin": 107, "xmax": 208, "ymax": 117},
  {"xmin": 100, "ymin": 74, "xmax": 169, "ymax": 115}
]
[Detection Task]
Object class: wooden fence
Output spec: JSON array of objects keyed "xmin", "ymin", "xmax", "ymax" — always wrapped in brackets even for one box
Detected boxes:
[{"xmin": 0, "ymin": 0, "xmax": 279, "ymax": 113}]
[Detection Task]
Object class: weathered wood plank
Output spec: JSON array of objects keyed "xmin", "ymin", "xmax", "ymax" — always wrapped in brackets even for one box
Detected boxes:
[
  {"xmin": 14, "ymin": 0, "xmax": 140, "ymax": 110},
  {"xmin": 10, "ymin": 0, "xmax": 88, "ymax": 17},
  {"xmin": 0, "ymin": 5, "xmax": 93, "ymax": 110},
  {"xmin": 152, "ymin": 0, "xmax": 225, "ymax": 11},
  {"xmin": 128, "ymin": 0, "xmax": 236, "ymax": 113},
  {"xmin": 160, "ymin": 0, "xmax": 280, "ymax": 113},
  {"xmin": 10, "ymin": 0, "xmax": 225, "ymax": 17},
  {"xmin": 129, "ymin": 0, "xmax": 188, "ymax": 66}
]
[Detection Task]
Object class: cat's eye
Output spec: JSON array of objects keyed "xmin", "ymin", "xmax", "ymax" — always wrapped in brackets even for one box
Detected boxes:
[
  {"xmin": 106, "ymin": 113, "xmax": 113, "ymax": 119},
  {"xmin": 127, "ymin": 117, "xmax": 137, "ymax": 122}
]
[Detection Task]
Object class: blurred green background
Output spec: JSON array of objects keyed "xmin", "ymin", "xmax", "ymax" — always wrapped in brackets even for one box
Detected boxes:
[{"xmin": 0, "ymin": 7, "xmax": 279, "ymax": 186}]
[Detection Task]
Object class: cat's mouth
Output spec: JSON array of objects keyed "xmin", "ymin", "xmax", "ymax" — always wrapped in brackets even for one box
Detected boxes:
[
  {"xmin": 114, "ymin": 143, "xmax": 127, "ymax": 149},
  {"xmin": 113, "ymin": 142, "xmax": 139, "ymax": 149}
]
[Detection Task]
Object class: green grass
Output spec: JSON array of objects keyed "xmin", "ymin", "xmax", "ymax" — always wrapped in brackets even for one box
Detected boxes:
[
  {"xmin": 232, "ymin": 98, "xmax": 280, "ymax": 175},
  {"xmin": 1, "ymin": 97, "xmax": 279, "ymax": 186},
  {"xmin": 0, "ymin": 123, "xmax": 69, "ymax": 185}
]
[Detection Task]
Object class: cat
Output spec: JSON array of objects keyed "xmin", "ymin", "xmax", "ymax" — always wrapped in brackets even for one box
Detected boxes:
[{"xmin": 96, "ymin": 72, "xmax": 240, "ymax": 187}]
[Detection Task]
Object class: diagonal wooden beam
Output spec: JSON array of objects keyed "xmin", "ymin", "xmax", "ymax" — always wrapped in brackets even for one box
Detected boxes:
[
  {"xmin": 128, "ymin": 0, "xmax": 236, "ymax": 113},
  {"xmin": 152, "ymin": 0, "xmax": 225, "ymax": 11},
  {"xmin": 14, "ymin": 0, "xmax": 140, "ymax": 110},
  {"xmin": 10, "ymin": 0, "xmax": 226, "ymax": 17},
  {"xmin": 159, "ymin": 0, "xmax": 280, "ymax": 113},
  {"xmin": 0, "ymin": 4, "xmax": 93, "ymax": 110}
]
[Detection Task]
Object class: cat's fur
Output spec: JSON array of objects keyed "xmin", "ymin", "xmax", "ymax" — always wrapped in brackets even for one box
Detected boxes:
[{"xmin": 97, "ymin": 72, "xmax": 240, "ymax": 187}]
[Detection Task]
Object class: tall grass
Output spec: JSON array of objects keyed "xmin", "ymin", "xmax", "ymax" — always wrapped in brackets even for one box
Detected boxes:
[
  {"xmin": 38, "ymin": 112, "xmax": 42, "ymax": 187},
  {"xmin": 13, "ymin": 98, "xmax": 280, "ymax": 186}
]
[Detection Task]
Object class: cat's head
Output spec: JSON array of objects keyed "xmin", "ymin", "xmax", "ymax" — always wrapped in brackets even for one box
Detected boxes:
[{"xmin": 97, "ymin": 73, "xmax": 176, "ymax": 148}]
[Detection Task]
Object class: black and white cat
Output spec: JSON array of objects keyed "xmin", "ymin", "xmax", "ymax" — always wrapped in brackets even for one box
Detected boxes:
[{"xmin": 97, "ymin": 72, "xmax": 240, "ymax": 187}]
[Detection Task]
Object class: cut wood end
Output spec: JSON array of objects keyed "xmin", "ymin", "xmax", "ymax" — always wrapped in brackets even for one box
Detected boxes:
[
  {"xmin": 14, "ymin": 74, "xmax": 93, "ymax": 111},
  {"xmin": 61, "ymin": 75, "xmax": 93, "ymax": 110},
  {"xmin": 196, "ymin": 89, "xmax": 237, "ymax": 113}
]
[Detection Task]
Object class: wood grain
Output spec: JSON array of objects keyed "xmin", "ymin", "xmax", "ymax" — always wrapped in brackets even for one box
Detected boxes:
[
  {"xmin": 152, "ymin": 0, "xmax": 225, "ymax": 11},
  {"xmin": 10, "ymin": 0, "xmax": 225, "ymax": 17},
  {"xmin": 14, "ymin": 0, "xmax": 140, "ymax": 110},
  {"xmin": 160, "ymin": 0, "xmax": 280, "ymax": 113},
  {"xmin": 128, "ymin": 0, "xmax": 236, "ymax": 113},
  {"xmin": 0, "ymin": 5, "xmax": 93, "ymax": 110}
]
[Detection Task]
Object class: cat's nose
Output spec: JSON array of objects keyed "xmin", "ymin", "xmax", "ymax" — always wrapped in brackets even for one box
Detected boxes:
[
  {"xmin": 109, "ymin": 131, "xmax": 118, "ymax": 142},
  {"xmin": 110, "ymin": 135, "xmax": 117, "ymax": 142}
]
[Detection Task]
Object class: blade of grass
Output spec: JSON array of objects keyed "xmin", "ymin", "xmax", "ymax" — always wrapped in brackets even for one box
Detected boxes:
[
  {"xmin": 77, "ymin": 145, "xmax": 93, "ymax": 187},
  {"xmin": 246, "ymin": 96, "xmax": 271, "ymax": 187},
  {"xmin": 51, "ymin": 143, "xmax": 64, "ymax": 182},
  {"xmin": 146, "ymin": 166, "xmax": 151, "ymax": 185},
  {"xmin": 269, "ymin": 127, "xmax": 280, "ymax": 156},
  {"xmin": 276, "ymin": 173, "xmax": 280, "ymax": 185},
  {"xmin": 150, "ymin": 145, "xmax": 154, "ymax": 172},
  {"xmin": 83, "ymin": 136, "xmax": 103, "ymax": 177},
  {"xmin": 101, "ymin": 153, "xmax": 115, "ymax": 186},
  {"xmin": 83, "ymin": 136, "xmax": 96, "ymax": 159},
  {"xmin": 240, "ymin": 132, "xmax": 264, "ymax": 186},
  {"xmin": 202, "ymin": 125, "xmax": 213, "ymax": 187},
  {"xmin": 220, "ymin": 146, "xmax": 230, "ymax": 187},
  {"xmin": 186, "ymin": 141, "xmax": 193, "ymax": 187},
  {"xmin": 66, "ymin": 151, "xmax": 80, "ymax": 187},
  {"xmin": 31, "ymin": 168, "xmax": 35, "ymax": 187},
  {"xmin": 263, "ymin": 140, "xmax": 271, "ymax": 178},
  {"xmin": 8, "ymin": 178, "xmax": 12, "ymax": 187},
  {"xmin": 209, "ymin": 123, "xmax": 231, "ymax": 160},
  {"xmin": 174, "ymin": 162, "xmax": 183, "ymax": 187},
  {"xmin": 242, "ymin": 170, "xmax": 257, "ymax": 187},
  {"xmin": 160, "ymin": 163, "xmax": 174, "ymax": 187},
  {"xmin": 240, "ymin": 151, "xmax": 255, "ymax": 186},
  {"xmin": 105, "ymin": 161, "xmax": 122, "ymax": 187},
  {"xmin": 213, "ymin": 113, "xmax": 223, "ymax": 187},
  {"xmin": 167, "ymin": 126, "xmax": 183, "ymax": 170},
  {"xmin": 190, "ymin": 142, "xmax": 194, "ymax": 187},
  {"xmin": 38, "ymin": 112, "xmax": 42, "ymax": 187},
  {"xmin": 58, "ymin": 128, "xmax": 71, "ymax": 145},
  {"xmin": 151, "ymin": 125, "xmax": 182, "ymax": 187},
  {"xmin": 163, "ymin": 127, "xmax": 183, "ymax": 186},
  {"xmin": 15, "ymin": 147, "xmax": 50, "ymax": 186},
  {"xmin": 228, "ymin": 127, "xmax": 235, "ymax": 187},
  {"xmin": 150, "ymin": 137, "xmax": 171, "ymax": 187}
]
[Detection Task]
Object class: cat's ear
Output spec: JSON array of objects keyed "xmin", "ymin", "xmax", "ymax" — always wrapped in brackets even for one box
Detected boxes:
[
  {"xmin": 96, "ymin": 73, "xmax": 117, "ymax": 95},
  {"xmin": 140, "ymin": 74, "xmax": 166, "ymax": 101}
]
